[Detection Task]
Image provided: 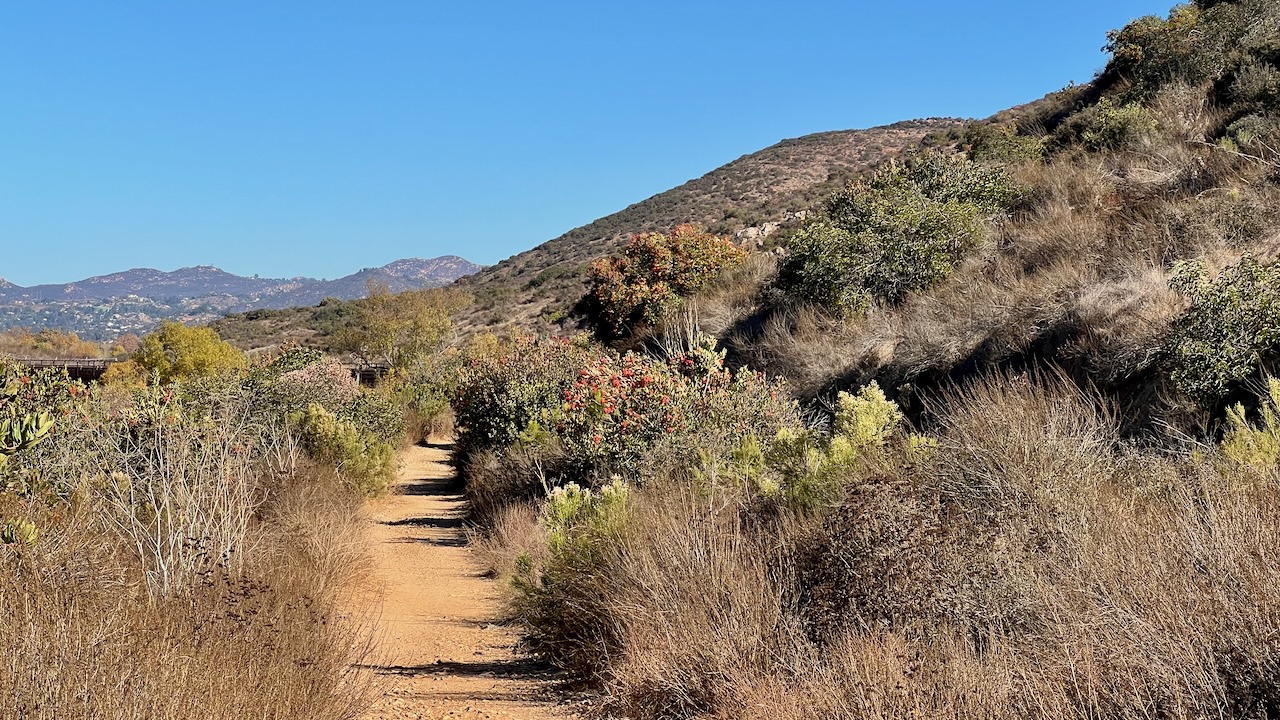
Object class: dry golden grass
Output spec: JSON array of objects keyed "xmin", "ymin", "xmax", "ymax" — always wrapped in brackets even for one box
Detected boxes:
[
  {"xmin": 720, "ymin": 136, "xmax": 1280, "ymax": 432},
  {"xmin": 0, "ymin": 462, "xmax": 375, "ymax": 720},
  {"xmin": 476, "ymin": 370, "xmax": 1280, "ymax": 719}
]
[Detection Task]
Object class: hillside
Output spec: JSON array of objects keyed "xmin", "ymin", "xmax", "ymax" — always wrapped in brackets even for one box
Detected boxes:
[
  {"xmin": 0, "ymin": 256, "xmax": 480, "ymax": 339},
  {"xmin": 454, "ymin": 119, "xmax": 962, "ymax": 332},
  {"xmin": 444, "ymin": 4, "xmax": 1280, "ymax": 719}
]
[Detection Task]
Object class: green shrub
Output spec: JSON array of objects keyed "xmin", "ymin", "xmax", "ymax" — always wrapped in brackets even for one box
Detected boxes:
[
  {"xmin": 541, "ymin": 480, "xmax": 630, "ymax": 566},
  {"xmin": 341, "ymin": 390, "xmax": 406, "ymax": 443},
  {"xmin": 0, "ymin": 363, "xmax": 90, "ymax": 502},
  {"xmin": 777, "ymin": 154, "xmax": 1018, "ymax": 316},
  {"xmin": 258, "ymin": 354, "xmax": 360, "ymax": 417},
  {"xmin": 133, "ymin": 321, "xmax": 247, "ymax": 384},
  {"xmin": 554, "ymin": 337, "xmax": 796, "ymax": 481},
  {"xmin": 584, "ymin": 225, "xmax": 746, "ymax": 339},
  {"xmin": 1168, "ymin": 256, "xmax": 1280, "ymax": 402},
  {"xmin": 392, "ymin": 360, "xmax": 459, "ymax": 432},
  {"xmin": 1103, "ymin": 5, "xmax": 1219, "ymax": 101},
  {"xmin": 1229, "ymin": 62, "xmax": 1280, "ymax": 109},
  {"xmin": 244, "ymin": 347, "xmax": 405, "ymax": 444},
  {"xmin": 298, "ymin": 404, "xmax": 396, "ymax": 496},
  {"xmin": 897, "ymin": 152, "xmax": 1023, "ymax": 212},
  {"xmin": 0, "ymin": 372, "xmax": 55, "ymax": 545},
  {"xmin": 510, "ymin": 479, "xmax": 630, "ymax": 674},
  {"xmin": 1220, "ymin": 377, "xmax": 1280, "ymax": 475},
  {"xmin": 1080, "ymin": 98, "xmax": 1158, "ymax": 150},
  {"xmin": 265, "ymin": 345, "xmax": 327, "ymax": 374},
  {"xmin": 749, "ymin": 383, "xmax": 920, "ymax": 509},
  {"xmin": 965, "ymin": 123, "xmax": 1045, "ymax": 164},
  {"xmin": 453, "ymin": 336, "xmax": 596, "ymax": 463},
  {"xmin": 0, "ymin": 413, "xmax": 52, "ymax": 469},
  {"xmin": 1100, "ymin": 1, "xmax": 1280, "ymax": 103},
  {"xmin": 336, "ymin": 286, "xmax": 471, "ymax": 372},
  {"xmin": 1221, "ymin": 112, "xmax": 1280, "ymax": 154}
]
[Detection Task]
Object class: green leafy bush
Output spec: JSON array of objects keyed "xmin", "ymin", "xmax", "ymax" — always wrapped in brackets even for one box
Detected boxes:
[
  {"xmin": 554, "ymin": 338, "xmax": 795, "ymax": 481},
  {"xmin": 261, "ymin": 354, "xmax": 361, "ymax": 417},
  {"xmin": 133, "ymin": 321, "xmax": 247, "ymax": 384},
  {"xmin": 777, "ymin": 153, "xmax": 1018, "ymax": 315},
  {"xmin": 1229, "ymin": 62, "xmax": 1280, "ymax": 110},
  {"xmin": 337, "ymin": 286, "xmax": 471, "ymax": 371},
  {"xmin": 541, "ymin": 480, "xmax": 630, "ymax": 567},
  {"xmin": 584, "ymin": 224, "xmax": 746, "ymax": 339},
  {"xmin": 0, "ymin": 369, "xmax": 57, "ymax": 545},
  {"xmin": 1099, "ymin": 1, "xmax": 1280, "ymax": 103},
  {"xmin": 1103, "ymin": 5, "xmax": 1220, "ymax": 101},
  {"xmin": 965, "ymin": 123, "xmax": 1045, "ymax": 164},
  {"xmin": 744, "ymin": 383, "xmax": 924, "ymax": 509},
  {"xmin": 0, "ymin": 363, "xmax": 90, "ymax": 502},
  {"xmin": 391, "ymin": 355, "xmax": 461, "ymax": 434},
  {"xmin": 1168, "ymin": 256, "xmax": 1280, "ymax": 402},
  {"xmin": 453, "ymin": 336, "xmax": 596, "ymax": 463},
  {"xmin": 455, "ymin": 334, "xmax": 797, "ymax": 489},
  {"xmin": 1221, "ymin": 112, "xmax": 1280, "ymax": 154},
  {"xmin": 1080, "ymin": 98, "xmax": 1158, "ymax": 150},
  {"xmin": 897, "ymin": 152, "xmax": 1024, "ymax": 211},
  {"xmin": 298, "ymin": 404, "xmax": 396, "ymax": 496},
  {"xmin": 510, "ymin": 480, "xmax": 631, "ymax": 674},
  {"xmin": 245, "ymin": 346, "xmax": 405, "ymax": 444}
]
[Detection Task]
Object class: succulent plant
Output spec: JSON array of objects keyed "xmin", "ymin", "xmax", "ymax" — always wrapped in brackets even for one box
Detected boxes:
[
  {"xmin": 0, "ymin": 411, "xmax": 53, "ymax": 467},
  {"xmin": 0, "ymin": 518, "xmax": 37, "ymax": 546}
]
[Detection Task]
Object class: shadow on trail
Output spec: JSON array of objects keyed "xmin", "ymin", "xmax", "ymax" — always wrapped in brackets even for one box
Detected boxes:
[
  {"xmin": 396, "ymin": 480, "xmax": 462, "ymax": 497},
  {"xmin": 381, "ymin": 515, "xmax": 464, "ymax": 529},
  {"xmin": 402, "ymin": 535, "xmax": 469, "ymax": 547},
  {"xmin": 359, "ymin": 657, "xmax": 558, "ymax": 680}
]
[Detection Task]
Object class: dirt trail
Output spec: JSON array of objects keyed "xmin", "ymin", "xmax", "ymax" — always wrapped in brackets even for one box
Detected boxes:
[{"xmin": 357, "ymin": 443, "xmax": 574, "ymax": 720}]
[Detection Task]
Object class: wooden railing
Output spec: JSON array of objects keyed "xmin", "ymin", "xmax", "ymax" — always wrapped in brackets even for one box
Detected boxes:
[
  {"xmin": 6, "ymin": 357, "xmax": 121, "ymax": 382},
  {"xmin": 6, "ymin": 357, "xmax": 392, "ymax": 386}
]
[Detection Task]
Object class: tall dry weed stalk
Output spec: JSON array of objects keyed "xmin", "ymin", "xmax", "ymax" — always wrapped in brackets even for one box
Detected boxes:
[{"xmin": 100, "ymin": 414, "xmax": 261, "ymax": 597}]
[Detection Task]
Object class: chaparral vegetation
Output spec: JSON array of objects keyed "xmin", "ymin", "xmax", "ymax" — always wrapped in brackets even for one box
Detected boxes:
[
  {"xmin": 9, "ymin": 1, "xmax": 1280, "ymax": 718},
  {"xmin": 450, "ymin": 2, "xmax": 1280, "ymax": 718},
  {"xmin": 0, "ymin": 286, "xmax": 464, "ymax": 718}
]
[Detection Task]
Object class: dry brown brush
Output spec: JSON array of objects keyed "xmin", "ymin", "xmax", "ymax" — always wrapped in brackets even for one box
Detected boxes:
[
  {"xmin": 470, "ymin": 363, "xmax": 1280, "ymax": 719},
  {"xmin": 0, "ymin": 357, "xmax": 382, "ymax": 719}
]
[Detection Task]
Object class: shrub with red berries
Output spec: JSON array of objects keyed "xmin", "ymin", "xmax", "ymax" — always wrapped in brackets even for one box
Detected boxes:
[
  {"xmin": 453, "ymin": 334, "xmax": 797, "ymax": 483},
  {"xmin": 584, "ymin": 225, "xmax": 746, "ymax": 340}
]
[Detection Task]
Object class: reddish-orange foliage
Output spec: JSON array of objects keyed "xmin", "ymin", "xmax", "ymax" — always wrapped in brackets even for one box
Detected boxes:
[{"xmin": 586, "ymin": 224, "xmax": 746, "ymax": 337}]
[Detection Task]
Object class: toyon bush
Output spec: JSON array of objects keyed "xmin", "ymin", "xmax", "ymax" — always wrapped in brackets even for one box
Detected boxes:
[
  {"xmin": 1168, "ymin": 256, "xmax": 1280, "ymax": 404},
  {"xmin": 453, "ymin": 334, "xmax": 796, "ymax": 486},
  {"xmin": 777, "ymin": 152, "xmax": 1019, "ymax": 316},
  {"xmin": 554, "ymin": 338, "xmax": 794, "ymax": 480},
  {"xmin": 584, "ymin": 224, "xmax": 746, "ymax": 340}
]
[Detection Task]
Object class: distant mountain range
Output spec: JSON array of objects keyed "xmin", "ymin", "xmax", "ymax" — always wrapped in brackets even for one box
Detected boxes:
[{"xmin": 0, "ymin": 256, "xmax": 481, "ymax": 339}]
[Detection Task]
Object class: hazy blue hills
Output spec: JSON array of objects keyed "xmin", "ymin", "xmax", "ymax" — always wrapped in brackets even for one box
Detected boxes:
[{"xmin": 0, "ymin": 256, "xmax": 481, "ymax": 339}]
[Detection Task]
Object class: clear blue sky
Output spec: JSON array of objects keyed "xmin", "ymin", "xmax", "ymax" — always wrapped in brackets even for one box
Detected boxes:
[{"xmin": 2, "ymin": 1, "xmax": 1171, "ymax": 286}]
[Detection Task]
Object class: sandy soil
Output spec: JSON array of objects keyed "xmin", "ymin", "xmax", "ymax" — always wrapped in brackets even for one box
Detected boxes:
[{"xmin": 356, "ymin": 443, "xmax": 576, "ymax": 720}]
